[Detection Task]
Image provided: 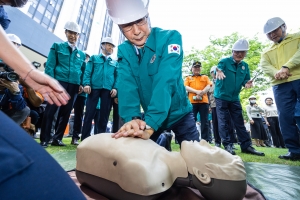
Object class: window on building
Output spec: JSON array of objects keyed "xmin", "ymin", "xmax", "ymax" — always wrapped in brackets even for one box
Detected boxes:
[
  {"xmin": 26, "ymin": 0, "xmax": 64, "ymax": 33},
  {"xmin": 76, "ymin": 0, "xmax": 97, "ymax": 50}
]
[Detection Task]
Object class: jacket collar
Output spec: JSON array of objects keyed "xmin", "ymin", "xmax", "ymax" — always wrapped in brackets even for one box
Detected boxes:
[{"xmin": 144, "ymin": 28, "xmax": 155, "ymax": 52}]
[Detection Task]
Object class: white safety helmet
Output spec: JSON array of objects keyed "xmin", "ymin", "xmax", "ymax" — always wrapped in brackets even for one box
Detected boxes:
[
  {"xmin": 83, "ymin": 51, "xmax": 91, "ymax": 58},
  {"xmin": 232, "ymin": 39, "xmax": 249, "ymax": 51},
  {"xmin": 7, "ymin": 34, "xmax": 22, "ymax": 46},
  {"xmin": 64, "ymin": 21, "xmax": 81, "ymax": 33},
  {"xmin": 263, "ymin": 17, "xmax": 285, "ymax": 34},
  {"xmin": 101, "ymin": 37, "xmax": 115, "ymax": 47},
  {"xmin": 248, "ymin": 95, "xmax": 256, "ymax": 100},
  {"xmin": 105, "ymin": 0, "xmax": 149, "ymax": 25},
  {"xmin": 210, "ymin": 66, "xmax": 217, "ymax": 73}
]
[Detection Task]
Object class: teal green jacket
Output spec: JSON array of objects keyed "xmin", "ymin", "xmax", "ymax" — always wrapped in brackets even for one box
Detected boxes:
[
  {"xmin": 117, "ymin": 27, "xmax": 192, "ymax": 131},
  {"xmin": 83, "ymin": 54, "xmax": 118, "ymax": 90},
  {"xmin": 214, "ymin": 56, "xmax": 250, "ymax": 102},
  {"xmin": 45, "ymin": 42, "xmax": 85, "ymax": 85}
]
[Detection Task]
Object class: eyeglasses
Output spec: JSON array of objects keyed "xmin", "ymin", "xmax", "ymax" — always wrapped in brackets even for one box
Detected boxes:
[
  {"xmin": 233, "ymin": 51, "xmax": 246, "ymax": 55},
  {"xmin": 119, "ymin": 15, "xmax": 148, "ymax": 33},
  {"xmin": 267, "ymin": 26, "xmax": 281, "ymax": 36},
  {"xmin": 66, "ymin": 30, "xmax": 79, "ymax": 36}
]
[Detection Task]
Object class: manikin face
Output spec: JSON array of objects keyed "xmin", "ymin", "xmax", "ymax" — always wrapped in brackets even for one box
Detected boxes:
[
  {"xmin": 120, "ymin": 15, "xmax": 151, "ymax": 48},
  {"xmin": 181, "ymin": 140, "xmax": 246, "ymax": 182},
  {"xmin": 65, "ymin": 30, "xmax": 79, "ymax": 44}
]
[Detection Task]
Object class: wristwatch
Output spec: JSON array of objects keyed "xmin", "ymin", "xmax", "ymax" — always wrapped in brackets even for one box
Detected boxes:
[{"xmin": 282, "ymin": 66, "xmax": 289, "ymax": 69}]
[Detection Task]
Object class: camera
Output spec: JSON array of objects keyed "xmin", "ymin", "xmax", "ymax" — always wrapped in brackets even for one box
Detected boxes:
[
  {"xmin": 0, "ymin": 71, "xmax": 19, "ymax": 82},
  {"xmin": 193, "ymin": 96, "xmax": 202, "ymax": 101},
  {"xmin": 0, "ymin": 61, "xmax": 19, "ymax": 82}
]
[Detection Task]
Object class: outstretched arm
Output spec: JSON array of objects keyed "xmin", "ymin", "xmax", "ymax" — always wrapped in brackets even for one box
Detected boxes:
[{"xmin": 0, "ymin": 27, "xmax": 69, "ymax": 106}]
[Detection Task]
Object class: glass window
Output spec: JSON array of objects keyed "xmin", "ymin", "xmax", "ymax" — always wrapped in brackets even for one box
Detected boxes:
[
  {"xmin": 51, "ymin": 15, "xmax": 57, "ymax": 23},
  {"xmin": 37, "ymin": 4, "xmax": 45, "ymax": 14},
  {"xmin": 28, "ymin": 6, "xmax": 35, "ymax": 15},
  {"xmin": 41, "ymin": 23, "xmax": 48, "ymax": 28},
  {"xmin": 43, "ymin": 17, "xmax": 50, "ymax": 25},
  {"xmin": 45, "ymin": 10, "xmax": 51, "ymax": 19}
]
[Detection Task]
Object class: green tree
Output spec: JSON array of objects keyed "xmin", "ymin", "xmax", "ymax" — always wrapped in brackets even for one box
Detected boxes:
[{"xmin": 183, "ymin": 32, "xmax": 270, "ymax": 119}]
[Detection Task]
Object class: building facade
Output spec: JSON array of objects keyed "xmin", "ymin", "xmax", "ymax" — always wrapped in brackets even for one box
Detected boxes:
[{"xmin": 5, "ymin": 0, "xmax": 124, "ymax": 71}]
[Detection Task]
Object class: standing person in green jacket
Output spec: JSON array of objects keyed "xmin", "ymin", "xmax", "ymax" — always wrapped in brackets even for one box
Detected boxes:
[
  {"xmin": 81, "ymin": 37, "xmax": 118, "ymax": 140},
  {"xmin": 106, "ymin": 0, "xmax": 200, "ymax": 145},
  {"xmin": 260, "ymin": 17, "xmax": 300, "ymax": 161},
  {"xmin": 40, "ymin": 21, "xmax": 86, "ymax": 148},
  {"xmin": 214, "ymin": 39, "xmax": 264, "ymax": 156}
]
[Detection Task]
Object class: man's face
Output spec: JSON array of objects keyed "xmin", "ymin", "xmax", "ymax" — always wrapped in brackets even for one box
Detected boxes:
[
  {"xmin": 267, "ymin": 26, "xmax": 285, "ymax": 43},
  {"xmin": 210, "ymin": 71, "xmax": 215, "ymax": 79},
  {"xmin": 65, "ymin": 30, "xmax": 79, "ymax": 44},
  {"xmin": 102, "ymin": 43, "xmax": 114, "ymax": 56},
  {"xmin": 192, "ymin": 66, "xmax": 201, "ymax": 75},
  {"xmin": 232, "ymin": 51, "xmax": 246, "ymax": 63},
  {"xmin": 266, "ymin": 99, "xmax": 273, "ymax": 105},
  {"xmin": 120, "ymin": 16, "xmax": 151, "ymax": 48}
]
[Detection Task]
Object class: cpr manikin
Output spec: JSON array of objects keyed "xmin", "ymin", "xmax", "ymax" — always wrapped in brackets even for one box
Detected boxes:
[{"xmin": 76, "ymin": 134, "xmax": 247, "ymax": 200}]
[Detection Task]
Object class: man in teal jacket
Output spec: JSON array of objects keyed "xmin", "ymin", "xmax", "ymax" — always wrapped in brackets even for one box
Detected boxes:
[
  {"xmin": 40, "ymin": 21, "xmax": 85, "ymax": 147},
  {"xmin": 106, "ymin": 0, "xmax": 199, "ymax": 146},
  {"xmin": 260, "ymin": 17, "xmax": 300, "ymax": 161},
  {"xmin": 214, "ymin": 39, "xmax": 264, "ymax": 156},
  {"xmin": 81, "ymin": 37, "xmax": 117, "ymax": 140}
]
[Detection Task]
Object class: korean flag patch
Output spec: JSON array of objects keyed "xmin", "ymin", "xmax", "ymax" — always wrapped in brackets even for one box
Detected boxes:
[{"xmin": 168, "ymin": 44, "xmax": 181, "ymax": 55}]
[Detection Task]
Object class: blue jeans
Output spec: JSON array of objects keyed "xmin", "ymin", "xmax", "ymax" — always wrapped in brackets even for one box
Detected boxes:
[
  {"xmin": 215, "ymin": 98, "xmax": 252, "ymax": 150},
  {"xmin": 151, "ymin": 112, "xmax": 200, "ymax": 148},
  {"xmin": 273, "ymin": 80, "xmax": 300, "ymax": 154}
]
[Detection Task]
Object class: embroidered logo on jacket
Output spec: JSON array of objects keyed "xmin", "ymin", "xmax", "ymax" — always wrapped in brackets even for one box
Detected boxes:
[{"xmin": 168, "ymin": 44, "xmax": 181, "ymax": 55}]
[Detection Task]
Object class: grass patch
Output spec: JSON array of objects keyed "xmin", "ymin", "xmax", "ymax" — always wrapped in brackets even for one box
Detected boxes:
[
  {"xmin": 35, "ymin": 137, "xmax": 78, "ymax": 154},
  {"xmin": 38, "ymin": 138, "xmax": 300, "ymax": 166},
  {"xmin": 171, "ymin": 141, "xmax": 300, "ymax": 166}
]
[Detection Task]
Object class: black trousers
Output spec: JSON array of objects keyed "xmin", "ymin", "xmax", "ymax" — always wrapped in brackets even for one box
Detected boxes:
[
  {"xmin": 216, "ymin": 98, "xmax": 251, "ymax": 150},
  {"xmin": 40, "ymin": 81, "xmax": 79, "ymax": 142},
  {"xmin": 192, "ymin": 103, "xmax": 209, "ymax": 141},
  {"xmin": 81, "ymin": 89, "xmax": 112, "ymax": 140},
  {"xmin": 211, "ymin": 107, "xmax": 221, "ymax": 144},
  {"xmin": 267, "ymin": 117, "xmax": 285, "ymax": 147},
  {"xmin": 111, "ymin": 98, "xmax": 121, "ymax": 133},
  {"xmin": 72, "ymin": 95, "xmax": 86, "ymax": 139}
]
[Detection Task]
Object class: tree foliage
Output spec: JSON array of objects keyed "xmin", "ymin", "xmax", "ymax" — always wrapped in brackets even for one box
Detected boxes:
[{"xmin": 183, "ymin": 32, "xmax": 271, "ymax": 119}]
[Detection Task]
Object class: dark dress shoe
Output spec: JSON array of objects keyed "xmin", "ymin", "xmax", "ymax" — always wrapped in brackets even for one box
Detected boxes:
[
  {"xmin": 231, "ymin": 144, "xmax": 238, "ymax": 150},
  {"xmin": 279, "ymin": 152, "xmax": 300, "ymax": 161},
  {"xmin": 71, "ymin": 138, "xmax": 79, "ymax": 145},
  {"xmin": 242, "ymin": 146, "xmax": 265, "ymax": 156},
  {"xmin": 51, "ymin": 139, "xmax": 66, "ymax": 146},
  {"xmin": 215, "ymin": 143, "xmax": 221, "ymax": 148},
  {"xmin": 40, "ymin": 142, "xmax": 48, "ymax": 148},
  {"xmin": 225, "ymin": 145, "xmax": 236, "ymax": 155},
  {"xmin": 48, "ymin": 139, "xmax": 53, "ymax": 144}
]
